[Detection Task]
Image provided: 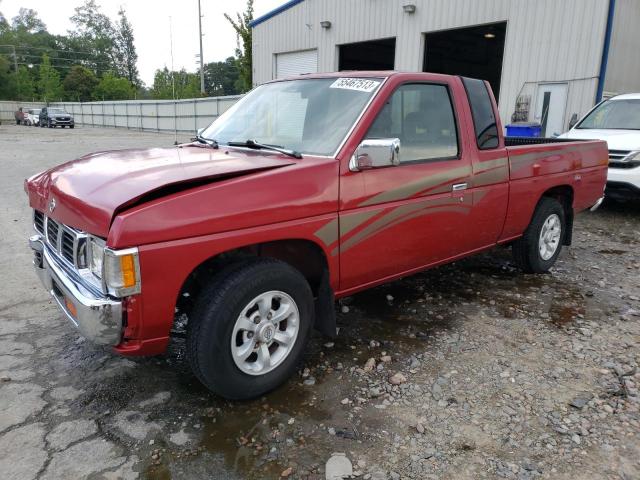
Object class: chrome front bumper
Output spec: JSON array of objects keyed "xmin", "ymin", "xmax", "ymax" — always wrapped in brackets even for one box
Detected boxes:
[{"xmin": 29, "ymin": 234, "xmax": 123, "ymax": 346}]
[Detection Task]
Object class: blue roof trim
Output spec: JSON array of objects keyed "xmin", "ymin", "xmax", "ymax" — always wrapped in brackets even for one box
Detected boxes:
[{"xmin": 249, "ymin": 0, "xmax": 305, "ymax": 27}]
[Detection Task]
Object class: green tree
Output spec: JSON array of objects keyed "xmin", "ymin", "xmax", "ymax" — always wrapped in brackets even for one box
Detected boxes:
[
  {"xmin": 63, "ymin": 65, "xmax": 97, "ymax": 101},
  {"xmin": 69, "ymin": 0, "xmax": 116, "ymax": 77},
  {"xmin": 114, "ymin": 7, "xmax": 139, "ymax": 87},
  {"xmin": 38, "ymin": 53, "xmax": 62, "ymax": 102},
  {"xmin": 0, "ymin": 54, "xmax": 16, "ymax": 99},
  {"xmin": 151, "ymin": 67, "xmax": 202, "ymax": 100},
  {"xmin": 224, "ymin": 0, "xmax": 253, "ymax": 92},
  {"xmin": 15, "ymin": 65, "xmax": 35, "ymax": 100},
  {"xmin": 2, "ymin": 8, "xmax": 57, "ymax": 77},
  {"xmin": 11, "ymin": 7, "xmax": 45, "ymax": 32},
  {"xmin": 93, "ymin": 71, "xmax": 134, "ymax": 100},
  {"xmin": 204, "ymin": 56, "xmax": 240, "ymax": 96},
  {"xmin": 151, "ymin": 67, "xmax": 172, "ymax": 99}
]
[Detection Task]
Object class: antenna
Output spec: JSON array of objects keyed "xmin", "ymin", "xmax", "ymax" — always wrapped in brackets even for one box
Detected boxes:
[
  {"xmin": 169, "ymin": 16, "xmax": 178, "ymax": 145},
  {"xmin": 197, "ymin": 0, "xmax": 205, "ymax": 95}
]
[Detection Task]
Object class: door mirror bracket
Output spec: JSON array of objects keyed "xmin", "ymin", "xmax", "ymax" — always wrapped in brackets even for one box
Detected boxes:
[{"xmin": 349, "ymin": 138, "xmax": 401, "ymax": 172}]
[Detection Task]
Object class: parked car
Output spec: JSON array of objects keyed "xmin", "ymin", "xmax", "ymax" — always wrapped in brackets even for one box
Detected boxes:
[
  {"xmin": 25, "ymin": 108, "xmax": 42, "ymax": 127},
  {"xmin": 39, "ymin": 107, "xmax": 74, "ymax": 128},
  {"xmin": 25, "ymin": 72, "xmax": 607, "ymax": 400},
  {"xmin": 14, "ymin": 107, "xmax": 26, "ymax": 125},
  {"xmin": 559, "ymin": 93, "xmax": 640, "ymax": 201}
]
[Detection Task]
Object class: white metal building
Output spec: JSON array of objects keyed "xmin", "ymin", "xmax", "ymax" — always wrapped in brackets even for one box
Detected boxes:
[{"xmin": 251, "ymin": 0, "xmax": 640, "ymax": 136}]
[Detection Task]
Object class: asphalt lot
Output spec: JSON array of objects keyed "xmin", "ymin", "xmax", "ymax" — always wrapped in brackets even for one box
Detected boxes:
[{"xmin": 0, "ymin": 123, "xmax": 639, "ymax": 480}]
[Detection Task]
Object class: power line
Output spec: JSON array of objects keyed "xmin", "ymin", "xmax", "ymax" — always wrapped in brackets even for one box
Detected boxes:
[
  {"xmin": 0, "ymin": 44, "xmax": 99, "ymax": 56},
  {"xmin": 15, "ymin": 53, "xmax": 112, "ymax": 65},
  {"xmin": 17, "ymin": 62, "xmax": 112, "ymax": 71}
]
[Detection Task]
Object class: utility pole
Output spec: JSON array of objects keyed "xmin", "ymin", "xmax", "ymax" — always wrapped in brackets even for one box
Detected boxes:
[
  {"xmin": 11, "ymin": 45, "xmax": 19, "ymax": 96},
  {"xmin": 197, "ymin": 0, "xmax": 205, "ymax": 95}
]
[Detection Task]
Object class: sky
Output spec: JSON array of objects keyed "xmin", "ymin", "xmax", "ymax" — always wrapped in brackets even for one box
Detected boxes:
[{"xmin": 1, "ymin": 0, "xmax": 284, "ymax": 86}]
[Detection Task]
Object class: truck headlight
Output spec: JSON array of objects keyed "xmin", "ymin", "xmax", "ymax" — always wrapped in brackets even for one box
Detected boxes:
[
  {"xmin": 89, "ymin": 236, "xmax": 141, "ymax": 297},
  {"xmin": 89, "ymin": 236, "xmax": 105, "ymax": 279}
]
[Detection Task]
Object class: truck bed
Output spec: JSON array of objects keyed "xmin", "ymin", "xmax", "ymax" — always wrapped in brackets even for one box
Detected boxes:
[{"xmin": 500, "ymin": 139, "xmax": 608, "ymax": 241}]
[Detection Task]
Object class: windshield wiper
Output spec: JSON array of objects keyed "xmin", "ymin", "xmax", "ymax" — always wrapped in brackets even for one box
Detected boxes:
[
  {"xmin": 227, "ymin": 139, "xmax": 302, "ymax": 159},
  {"xmin": 193, "ymin": 134, "xmax": 218, "ymax": 148}
]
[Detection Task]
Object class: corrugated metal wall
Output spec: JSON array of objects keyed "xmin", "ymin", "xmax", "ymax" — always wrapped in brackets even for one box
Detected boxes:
[
  {"xmin": 0, "ymin": 96, "xmax": 241, "ymax": 133},
  {"xmin": 253, "ymin": 0, "xmax": 611, "ymax": 131},
  {"xmin": 604, "ymin": 0, "xmax": 640, "ymax": 95}
]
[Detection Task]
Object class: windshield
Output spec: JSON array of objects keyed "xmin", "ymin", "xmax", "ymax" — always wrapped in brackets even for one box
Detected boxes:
[
  {"xmin": 202, "ymin": 77, "xmax": 382, "ymax": 156},
  {"xmin": 49, "ymin": 108, "xmax": 66, "ymax": 114},
  {"xmin": 577, "ymin": 99, "xmax": 640, "ymax": 130}
]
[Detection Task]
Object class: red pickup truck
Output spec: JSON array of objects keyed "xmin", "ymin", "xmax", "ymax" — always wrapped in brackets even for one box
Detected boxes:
[{"xmin": 26, "ymin": 72, "xmax": 607, "ymax": 399}]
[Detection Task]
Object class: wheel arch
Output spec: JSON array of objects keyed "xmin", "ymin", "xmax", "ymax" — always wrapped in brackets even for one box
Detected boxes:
[
  {"xmin": 538, "ymin": 184, "xmax": 574, "ymax": 246},
  {"xmin": 174, "ymin": 238, "xmax": 336, "ymax": 337}
]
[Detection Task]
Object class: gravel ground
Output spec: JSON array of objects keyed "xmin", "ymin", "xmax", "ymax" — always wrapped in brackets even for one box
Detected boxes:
[{"xmin": 0, "ymin": 124, "xmax": 638, "ymax": 480}]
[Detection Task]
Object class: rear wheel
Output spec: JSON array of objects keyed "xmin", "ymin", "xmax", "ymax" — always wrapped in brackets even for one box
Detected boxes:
[
  {"xmin": 186, "ymin": 259, "xmax": 314, "ymax": 400},
  {"xmin": 512, "ymin": 197, "xmax": 565, "ymax": 273}
]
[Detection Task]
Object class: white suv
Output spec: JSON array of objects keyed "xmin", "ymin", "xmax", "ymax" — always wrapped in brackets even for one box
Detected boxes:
[
  {"xmin": 559, "ymin": 93, "xmax": 640, "ymax": 201},
  {"xmin": 26, "ymin": 108, "xmax": 41, "ymax": 127}
]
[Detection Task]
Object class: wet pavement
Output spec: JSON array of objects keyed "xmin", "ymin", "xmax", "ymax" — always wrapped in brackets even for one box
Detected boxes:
[{"xmin": 1, "ymin": 124, "xmax": 639, "ymax": 479}]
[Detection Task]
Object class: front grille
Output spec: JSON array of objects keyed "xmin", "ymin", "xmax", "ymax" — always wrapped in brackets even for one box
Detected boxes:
[
  {"xmin": 34, "ymin": 210, "xmax": 88, "ymax": 269},
  {"xmin": 46, "ymin": 218, "xmax": 59, "ymax": 247},
  {"xmin": 61, "ymin": 230, "xmax": 75, "ymax": 263},
  {"xmin": 609, "ymin": 161, "xmax": 640, "ymax": 169},
  {"xmin": 608, "ymin": 150, "xmax": 631, "ymax": 161},
  {"xmin": 34, "ymin": 210, "xmax": 45, "ymax": 233},
  {"xmin": 608, "ymin": 150, "xmax": 639, "ymax": 169}
]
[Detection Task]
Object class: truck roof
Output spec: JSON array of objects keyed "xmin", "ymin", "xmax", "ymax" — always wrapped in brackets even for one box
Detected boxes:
[
  {"xmin": 610, "ymin": 93, "xmax": 640, "ymax": 100},
  {"xmin": 266, "ymin": 71, "xmax": 459, "ymax": 83}
]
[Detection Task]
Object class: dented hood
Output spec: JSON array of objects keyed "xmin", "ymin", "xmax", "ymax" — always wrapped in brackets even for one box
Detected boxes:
[{"xmin": 26, "ymin": 145, "xmax": 295, "ymax": 237}]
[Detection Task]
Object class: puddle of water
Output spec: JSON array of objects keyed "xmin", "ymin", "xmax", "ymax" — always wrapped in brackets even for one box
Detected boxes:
[
  {"xmin": 194, "ymin": 380, "xmax": 331, "ymax": 479},
  {"xmin": 598, "ymin": 249, "xmax": 628, "ymax": 255}
]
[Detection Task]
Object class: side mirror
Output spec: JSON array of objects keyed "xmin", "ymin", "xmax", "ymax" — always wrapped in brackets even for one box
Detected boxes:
[
  {"xmin": 568, "ymin": 113, "xmax": 578, "ymax": 130},
  {"xmin": 349, "ymin": 138, "xmax": 401, "ymax": 172}
]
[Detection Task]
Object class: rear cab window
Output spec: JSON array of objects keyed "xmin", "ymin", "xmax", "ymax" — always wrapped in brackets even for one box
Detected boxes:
[{"xmin": 462, "ymin": 77, "xmax": 499, "ymax": 149}]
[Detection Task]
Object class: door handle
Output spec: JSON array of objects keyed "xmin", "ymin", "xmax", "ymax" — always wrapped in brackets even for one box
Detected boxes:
[{"xmin": 452, "ymin": 183, "xmax": 467, "ymax": 191}]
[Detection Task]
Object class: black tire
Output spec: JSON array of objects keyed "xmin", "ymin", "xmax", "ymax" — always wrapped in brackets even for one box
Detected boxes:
[
  {"xmin": 186, "ymin": 258, "xmax": 314, "ymax": 400},
  {"xmin": 513, "ymin": 197, "xmax": 566, "ymax": 273},
  {"xmin": 70, "ymin": 125, "xmax": 75, "ymax": 129},
  {"xmin": 48, "ymin": 120, "xmax": 53, "ymax": 128}
]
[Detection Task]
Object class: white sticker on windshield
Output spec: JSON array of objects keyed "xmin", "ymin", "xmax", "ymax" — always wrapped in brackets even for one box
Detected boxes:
[{"xmin": 330, "ymin": 78, "xmax": 380, "ymax": 92}]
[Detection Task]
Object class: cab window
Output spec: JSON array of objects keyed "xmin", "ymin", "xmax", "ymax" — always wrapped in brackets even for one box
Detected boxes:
[{"xmin": 366, "ymin": 83, "xmax": 459, "ymax": 163}]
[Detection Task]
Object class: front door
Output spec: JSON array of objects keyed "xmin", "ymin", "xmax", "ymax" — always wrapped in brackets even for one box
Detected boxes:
[
  {"xmin": 338, "ymin": 82, "xmax": 474, "ymax": 291},
  {"xmin": 535, "ymin": 83, "xmax": 568, "ymax": 137}
]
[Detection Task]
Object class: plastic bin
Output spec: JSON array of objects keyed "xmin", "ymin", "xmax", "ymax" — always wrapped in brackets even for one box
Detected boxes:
[{"xmin": 505, "ymin": 123, "xmax": 542, "ymax": 137}]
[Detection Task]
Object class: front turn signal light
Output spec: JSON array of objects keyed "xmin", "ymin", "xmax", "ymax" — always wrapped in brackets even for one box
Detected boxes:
[{"xmin": 103, "ymin": 247, "xmax": 141, "ymax": 297}]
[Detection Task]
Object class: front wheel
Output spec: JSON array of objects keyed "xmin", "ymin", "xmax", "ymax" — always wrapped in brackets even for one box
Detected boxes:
[
  {"xmin": 187, "ymin": 259, "xmax": 314, "ymax": 400},
  {"xmin": 512, "ymin": 197, "xmax": 565, "ymax": 273}
]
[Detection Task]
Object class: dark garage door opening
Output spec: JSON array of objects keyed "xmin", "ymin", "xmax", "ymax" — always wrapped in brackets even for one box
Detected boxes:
[
  {"xmin": 424, "ymin": 22, "xmax": 506, "ymax": 102},
  {"xmin": 339, "ymin": 38, "xmax": 396, "ymax": 71}
]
